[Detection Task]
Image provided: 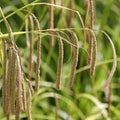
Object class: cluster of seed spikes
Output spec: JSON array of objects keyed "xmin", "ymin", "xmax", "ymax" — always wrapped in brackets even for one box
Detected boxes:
[
  {"xmin": 0, "ymin": 8, "xmax": 34, "ymax": 120},
  {"xmin": 84, "ymin": 0, "xmax": 97, "ymax": 76},
  {"xmin": 0, "ymin": 3, "xmax": 79, "ymax": 118},
  {"xmin": 0, "ymin": 0, "xmax": 117, "ymax": 118},
  {"xmin": 46, "ymin": 29, "xmax": 78, "ymax": 90},
  {"xmin": 25, "ymin": 10, "xmax": 41, "ymax": 91}
]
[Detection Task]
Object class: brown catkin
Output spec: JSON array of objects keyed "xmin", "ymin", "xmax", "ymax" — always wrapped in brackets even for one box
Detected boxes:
[
  {"xmin": 84, "ymin": 0, "xmax": 90, "ymax": 27},
  {"xmin": 7, "ymin": 114, "xmax": 10, "ymax": 120},
  {"xmin": 87, "ymin": 31, "xmax": 93, "ymax": 65},
  {"xmin": 0, "ymin": 8, "xmax": 18, "ymax": 114},
  {"xmin": 49, "ymin": 0, "xmax": 54, "ymax": 46},
  {"xmin": 2, "ymin": 39, "xmax": 7, "ymax": 114},
  {"xmin": 15, "ymin": 92, "xmax": 20, "ymax": 120},
  {"xmin": 92, "ymin": 0, "xmax": 96, "ymax": 24},
  {"xmin": 0, "ymin": 8, "xmax": 14, "ymax": 46},
  {"xmin": 28, "ymin": 15, "xmax": 34, "ymax": 80},
  {"xmin": 54, "ymin": 0, "xmax": 56, "ymax": 4},
  {"xmin": 6, "ymin": 47, "xmax": 13, "ymax": 114},
  {"xmin": 90, "ymin": 0, "xmax": 95, "ymax": 28},
  {"xmin": 102, "ymin": 31, "xmax": 117, "ymax": 89},
  {"xmin": 90, "ymin": 31, "xmax": 97, "ymax": 76},
  {"xmin": 35, "ymin": 18, "xmax": 41, "ymax": 92},
  {"xmin": 25, "ymin": 17, "xmax": 30, "ymax": 49},
  {"xmin": 1, "ymin": 7, "xmax": 15, "ymax": 114},
  {"xmin": 21, "ymin": 78, "xmax": 27, "ymax": 111},
  {"xmin": 68, "ymin": 31, "xmax": 79, "ymax": 87},
  {"xmin": 10, "ymin": 49, "xmax": 16, "ymax": 114},
  {"xmin": 28, "ymin": 87, "xmax": 32, "ymax": 120},
  {"xmin": 26, "ymin": 79, "xmax": 34, "ymax": 94},
  {"xmin": 87, "ymin": 0, "xmax": 95, "ymax": 65},
  {"xmin": 68, "ymin": 0, "xmax": 74, "ymax": 28},
  {"xmin": 16, "ymin": 54, "xmax": 24, "ymax": 111},
  {"xmin": 56, "ymin": 33, "xmax": 63, "ymax": 90}
]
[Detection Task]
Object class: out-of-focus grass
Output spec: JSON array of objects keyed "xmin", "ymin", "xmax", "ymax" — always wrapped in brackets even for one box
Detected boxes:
[{"xmin": 0, "ymin": 0, "xmax": 120, "ymax": 120}]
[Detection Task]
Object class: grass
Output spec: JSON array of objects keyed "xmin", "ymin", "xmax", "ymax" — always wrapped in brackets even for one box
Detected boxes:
[{"xmin": 0, "ymin": 0, "xmax": 120, "ymax": 120}]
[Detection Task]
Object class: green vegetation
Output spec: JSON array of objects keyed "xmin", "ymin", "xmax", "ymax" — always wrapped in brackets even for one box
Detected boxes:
[{"xmin": 0, "ymin": 0, "xmax": 120, "ymax": 120}]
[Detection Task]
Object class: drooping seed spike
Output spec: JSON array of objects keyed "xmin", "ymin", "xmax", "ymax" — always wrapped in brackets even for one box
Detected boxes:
[
  {"xmin": 2, "ymin": 39, "xmax": 7, "ymax": 114},
  {"xmin": 90, "ymin": 31, "xmax": 97, "ymax": 76},
  {"xmin": 21, "ymin": 76, "xmax": 27, "ymax": 111},
  {"xmin": 28, "ymin": 87, "xmax": 32, "ymax": 120},
  {"xmin": 87, "ymin": 31, "xmax": 93, "ymax": 65},
  {"xmin": 16, "ymin": 54, "xmax": 24, "ymax": 111},
  {"xmin": 87, "ymin": 0, "xmax": 96, "ymax": 66},
  {"xmin": 67, "ymin": 30, "xmax": 79, "ymax": 87},
  {"xmin": 54, "ymin": 0, "xmax": 56, "ymax": 4},
  {"xmin": 10, "ymin": 48, "xmax": 16, "ymax": 114},
  {"xmin": 102, "ymin": 31, "xmax": 117, "ymax": 89},
  {"xmin": 6, "ymin": 47, "xmax": 13, "ymax": 114},
  {"xmin": 0, "ymin": 8, "xmax": 14, "ymax": 46},
  {"xmin": 15, "ymin": 91, "xmax": 20, "ymax": 120},
  {"xmin": 68, "ymin": 0, "xmax": 74, "ymax": 28},
  {"xmin": 90, "ymin": 0, "xmax": 95, "ymax": 29},
  {"xmin": 84, "ymin": 0, "xmax": 90, "ymax": 27},
  {"xmin": 92, "ymin": 0, "xmax": 96, "ymax": 24},
  {"xmin": 26, "ymin": 78, "xmax": 34, "ymax": 94},
  {"xmin": 25, "ymin": 17, "xmax": 30, "ymax": 49},
  {"xmin": 49, "ymin": 0, "xmax": 54, "ymax": 46},
  {"xmin": 56, "ymin": 33, "xmax": 63, "ymax": 90},
  {"xmin": 7, "ymin": 114, "xmax": 10, "ymax": 120},
  {"xmin": 28, "ymin": 15, "xmax": 34, "ymax": 80}
]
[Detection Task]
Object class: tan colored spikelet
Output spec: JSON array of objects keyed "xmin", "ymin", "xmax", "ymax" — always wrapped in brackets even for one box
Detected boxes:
[
  {"xmin": 87, "ymin": 0, "xmax": 96, "ymax": 65},
  {"xmin": 10, "ymin": 48, "xmax": 16, "ymax": 114},
  {"xmin": 16, "ymin": 54, "xmax": 24, "ymax": 111},
  {"xmin": 0, "ymin": 8, "xmax": 18, "ymax": 114},
  {"xmin": 68, "ymin": 31, "xmax": 79, "ymax": 87},
  {"xmin": 92, "ymin": 0, "xmax": 96, "ymax": 24},
  {"xmin": 7, "ymin": 114, "xmax": 10, "ymax": 120},
  {"xmin": 0, "ymin": 8, "xmax": 14, "ymax": 46},
  {"xmin": 49, "ymin": 0, "xmax": 54, "ymax": 46},
  {"xmin": 6, "ymin": 47, "xmax": 13, "ymax": 114},
  {"xmin": 2, "ymin": 39, "xmax": 7, "ymax": 114},
  {"xmin": 25, "ymin": 17, "xmax": 30, "ymax": 49},
  {"xmin": 26, "ymin": 78, "xmax": 34, "ymax": 94},
  {"xmin": 87, "ymin": 31, "xmax": 93, "ymax": 65},
  {"xmin": 68, "ymin": 0, "xmax": 74, "ymax": 28},
  {"xmin": 15, "ymin": 92, "xmax": 20, "ymax": 120},
  {"xmin": 56, "ymin": 33, "xmax": 63, "ymax": 90},
  {"xmin": 28, "ymin": 87, "xmax": 32, "ymax": 120},
  {"xmin": 54, "ymin": 0, "xmax": 56, "ymax": 4},
  {"xmin": 90, "ymin": 31, "xmax": 97, "ymax": 76},
  {"xmin": 35, "ymin": 37, "xmax": 41, "ymax": 91},
  {"xmin": 28, "ymin": 15, "xmax": 34, "ymax": 80},
  {"xmin": 34, "ymin": 18, "xmax": 41, "ymax": 91},
  {"xmin": 22, "ymin": 77, "xmax": 27, "ymax": 111},
  {"xmin": 102, "ymin": 31, "xmax": 117, "ymax": 89},
  {"xmin": 0, "ymin": 8, "xmax": 15, "ymax": 114},
  {"xmin": 84, "ymin": 0, "xmax": 90, "ymax": 27},
  {"xmin": 90, "ymin": 0, "xmax": 95, "ymax": 29}
]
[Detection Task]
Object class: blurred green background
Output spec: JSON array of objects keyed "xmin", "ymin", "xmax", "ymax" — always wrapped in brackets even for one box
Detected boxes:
[{"xmin": 0, "ymin": 0, "xmax": 120, "ymax": 120}]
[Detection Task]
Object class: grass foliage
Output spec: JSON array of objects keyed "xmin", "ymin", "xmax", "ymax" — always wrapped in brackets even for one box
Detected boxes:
[{"xmin": 0, "ymin": 0, "xmax": 120, "ymax": 120}]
